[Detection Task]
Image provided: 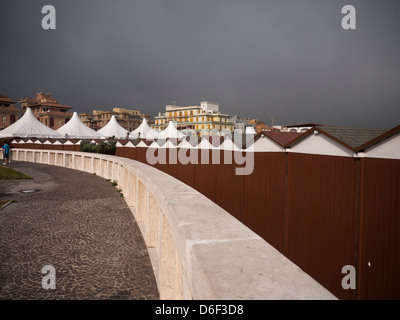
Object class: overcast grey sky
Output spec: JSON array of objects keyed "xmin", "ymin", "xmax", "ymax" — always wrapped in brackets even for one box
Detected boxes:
[{"xmin": 0, "ymin": 0, "xmax": 399, "ymax": 127}]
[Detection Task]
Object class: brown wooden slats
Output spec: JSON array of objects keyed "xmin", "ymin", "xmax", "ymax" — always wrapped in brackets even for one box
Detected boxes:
[
  {"xmin": 104, "ymin": 145, "xmax": 400, "ymax": 299},
  {"xmin": 193, "ymin": 149, "xmax": 218, "ymax": 202},
  {"xmin": 215, "ymin": 151, "xmax": 245, "ymax": 223},
  {"xmin": 174, "ymin": 148, "xmax": 195, "ymax": 188},
  {"xmin": 243, "ymin": 152, "xmax": 286, "ymax": 253},
  {"xmin": 135, "ymin": 147, "xmax": 148, "ymax": 164},
  {"xmin": 358, "ymin": 158, "xmax": 400, "ymax": 299},
  {"xmin": 286, "ymin": 153, "xmax": 358, "ymax": 300}
]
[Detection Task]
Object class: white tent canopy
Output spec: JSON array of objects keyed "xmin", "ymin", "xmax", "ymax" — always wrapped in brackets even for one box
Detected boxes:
[
  {"xmin": 57, "ymin": 112, "xmax": 103, "ymax": 139},
  {"xmin": 0, "ymin": 107, "xmax": 63, "ymax": 138},
  {"xmin": 97, "ymin": 115, "xmax": 129, "ymax": 139},
  {"xmin": 245, "ymin": 127, "xmax": 257, "ymax": 134},
  {"xmin": 130, "ymin": 118, "xmax": 158, "ymax": 140},
  {"xmin": 157, "ymin": 121, "xmax": 186, "ymax": 140}
]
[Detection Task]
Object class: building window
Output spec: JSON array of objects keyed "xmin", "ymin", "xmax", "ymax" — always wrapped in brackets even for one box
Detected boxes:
[
  {"xmin": 2, "ymin": 116, "xmax": 5, "ymax": 123},
  {"xmin": 10, "ymin": 115, "xmax": 16, "ymax": 124},
  {"xmin": 65, "ymin": 118, "xmax": 70, "ymax": 124},
  {"xmin": 50, "ymin": 118, "xmax": 54, "ymax": 128}
]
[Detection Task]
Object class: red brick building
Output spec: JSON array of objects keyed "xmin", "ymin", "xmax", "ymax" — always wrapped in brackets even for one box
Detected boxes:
[{"xmin": 0, "ymin": 94, "xmax": 19, "ymax": 130}]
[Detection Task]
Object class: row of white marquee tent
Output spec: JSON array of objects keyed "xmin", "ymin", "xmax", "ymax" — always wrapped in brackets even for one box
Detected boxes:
[
  {"xmin": 0, "ymin": 107, "xmax": 187, "ymax": 140},
  {"xmin": 8, "ymin": 125, "xmax": 400, "ymax": 159},
  {"xmin": 3, "ymin": 108, "xmax": 399, "ymax": 160}
]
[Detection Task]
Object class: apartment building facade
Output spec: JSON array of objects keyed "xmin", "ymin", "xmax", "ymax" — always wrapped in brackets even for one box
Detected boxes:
[
  {"xmin": 0, "ymin": 94, "xmax": 19, "ymax": 130},
  {"xmin": 79, "ymin": 108, "xmax": 151, "ymax": 132},
  {"xmin": 152, "ymin": 101, "xmax": 234, "ymax": 132},
  {"xmin": 19, "ymin": 92, "xmax": 73, "ymax": 130}
]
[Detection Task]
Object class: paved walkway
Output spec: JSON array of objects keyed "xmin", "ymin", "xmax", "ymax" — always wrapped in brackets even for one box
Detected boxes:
[{"xmin": 0, "ymin": 162, "xmax": 159, "ymax": 300}]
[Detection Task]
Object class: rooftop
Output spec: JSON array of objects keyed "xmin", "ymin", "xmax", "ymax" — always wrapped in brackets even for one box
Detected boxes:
[
  {"xmin": 261, "ymin": 131, "xmax": 303, "ymax": 148},
  {"xmin": 283, "ymin": 123, "xmax": 327, "ymax": 128},
  {"xmin": 316, "ymin": 126, "xmax": 389, "ymax": 149},
  {"xmin": 0, "ymin": 94, "xmax": 15, "ymax": 104}
]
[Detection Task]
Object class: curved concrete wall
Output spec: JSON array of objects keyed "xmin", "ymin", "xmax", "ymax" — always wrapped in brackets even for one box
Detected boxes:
[{"xmin": 11, "ymin": 149, "xmax": 336, "ymax": 300}]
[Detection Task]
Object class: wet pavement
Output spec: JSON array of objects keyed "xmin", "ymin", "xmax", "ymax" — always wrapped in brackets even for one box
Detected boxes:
[{"xmin": 0, "ymin": 162, "xmax": 159, "ymax": 300}]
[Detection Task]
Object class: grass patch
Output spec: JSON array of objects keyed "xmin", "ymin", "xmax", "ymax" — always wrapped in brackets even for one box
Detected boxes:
[
  {"xmin": 0, "ymin": 166, "xmax": 33, "ymax": 180},
  {"xmin": 80, "ymin": 141, "xmax": 116, "ymax": 155},
  {"xmin": 0, "ymin": 200, "xmax": 16, "ymax": 209},
  {"xmin": 0, "ymin": 200, "xmax": 10, "ymax": 207}
]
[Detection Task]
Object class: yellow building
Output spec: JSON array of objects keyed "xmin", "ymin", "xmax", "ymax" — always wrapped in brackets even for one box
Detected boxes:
[
  {"xmin": 79, "ymin": 108, "xmax": 151, "ymax": 132},
  {"xmin": 152, "ymin": 101, "xmax": 234, "ymax": 132}
]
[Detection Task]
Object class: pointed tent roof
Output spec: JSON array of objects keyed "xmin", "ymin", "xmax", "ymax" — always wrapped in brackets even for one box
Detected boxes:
[
  {"xmin": 160, "ymin": 139, "xmax": 179, "ymax": 148},
  {"xmin": 0, "ymin": 107, "xmax": 63, "ymax": 138},
  {"xmin": 219, "ymin": 136, "xmax": 241, "ymax": 151},
  {"xmin": 97, "ymin": 115, "xmax": 129, "ymax": 139},
  {"xmin": 135, "ymin": 139, "xmax": 153, "ymax": 147},
  {"xmin": 130, "ymin": 118, "xmax": 158, "ymax": 140},
  {"xmin": 149, "ymin": 139, "xmax": 165, "ymax": 148},
  {"xmin": 196, "ymin": 136, "xmax": 214, "ymax": 149},
  {"xmin": 157, "ymin": 121, "xmax": 186, "ymax": 140},
  {"xmin": 57, "ymin": 112, "xmax": 103, "ymax": 139},
  {"xmin": 245, "ymin": 127, "xmax": 257, "ymax": 134}
]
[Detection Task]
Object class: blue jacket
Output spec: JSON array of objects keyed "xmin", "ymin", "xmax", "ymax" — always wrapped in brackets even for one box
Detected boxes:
[{"xmin": 3, "ymin": 144, "xmax": 9, "ymax": 154}]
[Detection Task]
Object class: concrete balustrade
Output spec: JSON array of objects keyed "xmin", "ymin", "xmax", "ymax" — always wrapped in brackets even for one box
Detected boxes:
[{"xmin": 11, "ymin": 148, "xmax": 337, "ymax": 300}]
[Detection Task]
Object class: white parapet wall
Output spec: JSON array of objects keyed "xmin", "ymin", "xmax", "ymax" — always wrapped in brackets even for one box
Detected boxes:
[{"xmin": 12, "ymin": 148, "xmax": 337, "ymax": 300}]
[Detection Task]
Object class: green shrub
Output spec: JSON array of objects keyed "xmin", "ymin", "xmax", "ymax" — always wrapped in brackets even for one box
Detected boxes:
[{"xmin": 80, "ymin": 141, "xmax": 116, "ymax": 155}]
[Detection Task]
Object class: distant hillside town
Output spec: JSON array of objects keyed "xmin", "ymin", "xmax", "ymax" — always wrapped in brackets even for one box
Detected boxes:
[{"xmin": 0, "ymin": 92, "xmax": 308, "ymax": 136}]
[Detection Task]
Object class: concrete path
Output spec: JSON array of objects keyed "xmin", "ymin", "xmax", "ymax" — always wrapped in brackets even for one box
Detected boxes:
[{"xmin": 0, "ymin": 162, "xmax": 159, "ymax": 300}]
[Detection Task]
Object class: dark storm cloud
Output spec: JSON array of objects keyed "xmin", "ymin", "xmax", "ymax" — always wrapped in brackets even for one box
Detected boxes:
[{"xmin": 0, "ymin": 0, "xmax": 399, "ymax": 127}]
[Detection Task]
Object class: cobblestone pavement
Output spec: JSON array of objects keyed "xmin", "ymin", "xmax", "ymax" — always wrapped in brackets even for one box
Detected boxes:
[{"xmin": 0, "ymin": 162, "xmax": 159, "ymax": 300}]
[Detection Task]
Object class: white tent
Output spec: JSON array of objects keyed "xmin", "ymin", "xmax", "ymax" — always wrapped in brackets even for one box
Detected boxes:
[
  {"xmin": 219, "ymin": 136, "xmax": 241, "ymax": 151},
  {"xmin": 97, "ymin": 115, "xmax": 129, "ymax": 139},
  {"xmin": 178, "ymin": 137, "xmax": 197, "ymax": 149},
  {"xmin": 57, "ymin": 112, "xmax": 103, "ymax": 139},
  {"xmin": 157, "ymin": 121, "xmax": 186, "ymax": 140},
  {"xmin": 245, "ymin": 127, "xmax": 257, "ymax": 134},
  {"xmin": 0, "ymin": 107, "xmax": 63, "ymax": 138},
  {"xmin": 130, "ymin": 118, "xmax": 158, "ymax": 140},
  {"xmin": 196, "ymin": 136, "xmax": 214, "ymax": 149}
]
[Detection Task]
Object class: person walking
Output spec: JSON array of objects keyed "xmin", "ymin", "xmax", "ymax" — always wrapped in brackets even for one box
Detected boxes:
[{"xmin": 2, "ymin": 141, "xmax": 10, "ymax": 165}]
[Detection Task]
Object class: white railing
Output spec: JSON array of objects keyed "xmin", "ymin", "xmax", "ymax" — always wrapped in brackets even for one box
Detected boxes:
[{"xmin": 12, "ymin": 148, "xmax": 336, "ymax": 300}]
